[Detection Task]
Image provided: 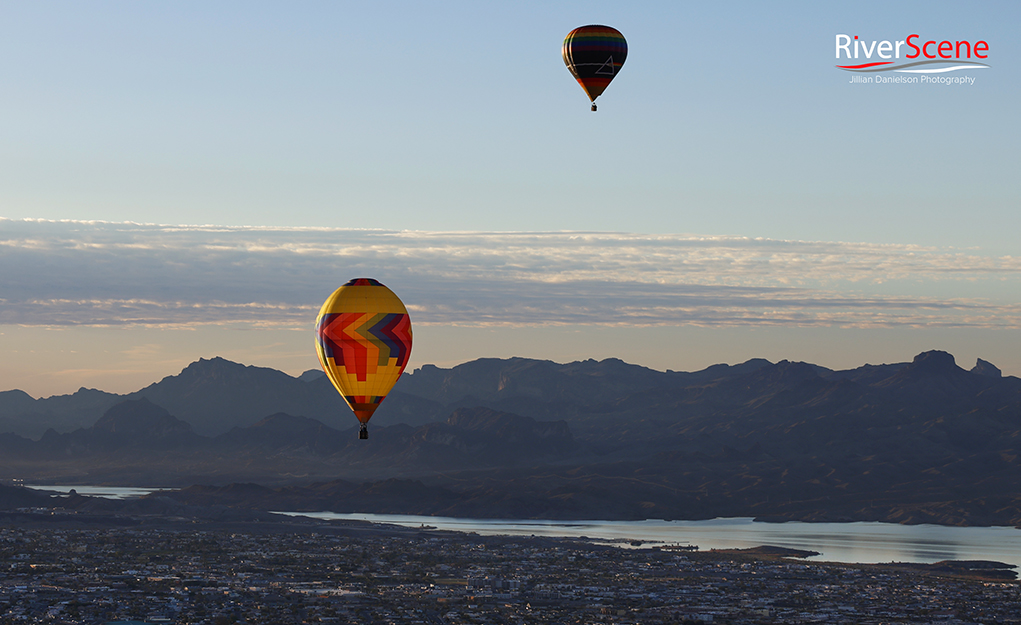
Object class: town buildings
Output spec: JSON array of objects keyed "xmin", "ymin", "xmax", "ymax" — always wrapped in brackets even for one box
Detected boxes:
[{"xmin": 1, "ymin": 519, "xmax": 1019, "ymax": 624}]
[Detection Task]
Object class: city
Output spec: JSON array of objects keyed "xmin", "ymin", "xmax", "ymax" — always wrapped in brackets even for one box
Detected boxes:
[{"xmin": 2, "ymin": 512, "xmax": 1019, "ymax": 624}]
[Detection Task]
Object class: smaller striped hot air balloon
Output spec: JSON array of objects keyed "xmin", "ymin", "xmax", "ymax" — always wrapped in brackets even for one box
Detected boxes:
[
  {"xmin": 562, "ymin": 25, "xmax": 628, "ymax": 111},
  {"xmin": 315, "ymin": 278, "xmax": 413, "ymax": 439}
]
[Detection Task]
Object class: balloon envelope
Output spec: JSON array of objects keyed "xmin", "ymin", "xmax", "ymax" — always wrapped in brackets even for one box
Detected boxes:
[
  {"xmin": 562, "ymin": 25, "xmax": 628, "ymax": 104},
  {"xmin": 314, "ymin": 278, "xmax": 413, "ymax": 425}
]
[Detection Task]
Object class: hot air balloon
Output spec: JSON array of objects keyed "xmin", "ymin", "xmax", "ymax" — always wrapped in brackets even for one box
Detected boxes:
[
  {"xmin": 562, "ymin": 25, "xmax": 627, "ymax": 111},
  {"xmin": 315, "ymin": 278, "xmax": 413, "ymax": 439}
]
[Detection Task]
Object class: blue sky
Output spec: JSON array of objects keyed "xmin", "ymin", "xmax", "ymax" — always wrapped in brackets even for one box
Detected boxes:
[{"xmin": 1, "ymin": 1, "xmax": 1019, "ymax": 396}]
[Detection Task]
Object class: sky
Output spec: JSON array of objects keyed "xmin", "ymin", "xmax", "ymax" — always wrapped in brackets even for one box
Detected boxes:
[{"xmin": 1, "ymin": 1, "xmax": 1019, "ymax": 397}]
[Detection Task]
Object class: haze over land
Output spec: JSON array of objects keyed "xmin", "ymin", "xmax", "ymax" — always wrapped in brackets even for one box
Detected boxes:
[{"xmin": 2, "ymin": 350, "xmax": 1019, "ymax": 527}]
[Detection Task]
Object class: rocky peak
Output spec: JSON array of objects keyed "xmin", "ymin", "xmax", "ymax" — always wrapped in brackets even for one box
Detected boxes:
[
  {"xmin": 971, "ymin": 358, "xmax": 1002, "ymax": 378},
  {"xmin": 908, "ymin": 350, "xmax": 961, "ymax": 374}
]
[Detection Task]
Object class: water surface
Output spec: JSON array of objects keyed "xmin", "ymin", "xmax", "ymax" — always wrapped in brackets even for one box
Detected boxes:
[
  {"xmin": 27, "ymin": 484, "xmax": 170, "ymax": 500},
  {"xmin": 277, "ymin": 511, "xmax": 1021, "ymax": 568},
  {"xmin": 27, "ymin": 485, "xmax": 1021, "ymax": 568}
]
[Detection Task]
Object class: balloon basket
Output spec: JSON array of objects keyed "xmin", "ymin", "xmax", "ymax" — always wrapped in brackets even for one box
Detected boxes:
[
  {"xmin": 591, "ymin": 104, "xmax": 597, "ymax": 112},
  {"xmin": 359, "ymin": 424, "xmax": 368, "ymax": 440}
]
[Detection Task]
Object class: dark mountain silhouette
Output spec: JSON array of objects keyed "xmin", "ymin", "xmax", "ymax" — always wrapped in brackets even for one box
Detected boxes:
[
  {"xmin": 971, "ymin": 358, "xmax": 1002, "ymax": 378},
  {"xmin": 0, "ymin": 357, "xmax": 446, "ymax": 438},
  {"xmin": 0, "ymin": 387, "xmax": 122, "ymax": 439},
  {"xmin": 123, "ymin": 357, "xmax": 346, "ymax": 435},
  {"xmin": 2, "ymin": 400, "xmax": 577, "ymax": 485},
  {"xmin": 91, "ymin": 398, "xmax": 197, "ymax": 444},
  {"xmin": 2, "ymin": 350, "xmax": 1020, "ymax": 525},
  {"xmin": 0, "ymin": 354, "xmax": 778, "ymax": 438},
  {"xmin": 39, "ymin": 398, "xmax": 199, "ymax": 453},
  {"xmin": 216, "ymin": 413, "xmax": 342, "ymax": 450},
  {"xmin": 297, "ymin": 369, "xmax": 326, "ymax": 382}
]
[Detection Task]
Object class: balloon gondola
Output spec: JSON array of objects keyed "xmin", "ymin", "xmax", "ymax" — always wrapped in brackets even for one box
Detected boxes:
[
  {"xmin": 562, "ymin": 25, "xmax": 628, "ymax": 111},
  {"xmin": 314, "ymin": 278, "xmax": 413, "ymax": 439}
]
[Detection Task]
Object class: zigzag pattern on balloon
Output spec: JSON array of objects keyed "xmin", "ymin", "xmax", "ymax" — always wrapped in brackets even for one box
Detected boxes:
[{"xmin": 315, "ymin": 312, "xmax": 412, "ymax": 382}]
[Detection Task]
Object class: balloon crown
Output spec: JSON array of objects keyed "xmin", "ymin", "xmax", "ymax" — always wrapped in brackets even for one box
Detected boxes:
[{"xmin": 343, "ymin": 278, "xmax": 384, "ymax": 287}]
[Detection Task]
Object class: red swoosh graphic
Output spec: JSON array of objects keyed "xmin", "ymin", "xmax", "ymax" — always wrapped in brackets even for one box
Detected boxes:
[{"xmin": 836, "ymin": 62, "xmax": 894, "ymax": 69}]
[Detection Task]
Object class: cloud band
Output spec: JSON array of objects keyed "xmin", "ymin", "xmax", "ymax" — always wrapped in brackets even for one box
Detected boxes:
[{"xmin": 2, "ymin": 219, "xmax": 1019, "ymax": 330}]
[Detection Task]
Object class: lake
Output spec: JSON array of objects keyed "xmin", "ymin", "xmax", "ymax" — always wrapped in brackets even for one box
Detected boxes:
[
  {"xmin": 276, "ymin": 512, "xmax": 1021, "ymax": 568},
  {"xmin": 26, "ymin": 484, "xmax": 171, "ymax": 500},
  {"xmin": 27, "ymin": 485, "xmax": 1021, "ymax": 567}
]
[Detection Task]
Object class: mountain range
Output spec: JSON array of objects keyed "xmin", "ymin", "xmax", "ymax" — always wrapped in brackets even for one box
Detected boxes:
[{"xmin": 1, "ymin": 350, "xmax": 1019, "ymax": 526}]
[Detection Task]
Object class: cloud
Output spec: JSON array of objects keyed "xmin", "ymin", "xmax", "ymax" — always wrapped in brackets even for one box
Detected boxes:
[{"xmin": 2, "ymin": 218, "xmax": 1020, "ymax": 329}]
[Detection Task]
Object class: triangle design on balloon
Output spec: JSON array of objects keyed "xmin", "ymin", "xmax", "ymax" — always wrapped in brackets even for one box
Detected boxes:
[{"xmin": 595, "ymin": 56, "xmax": 616, "ymax": 75}]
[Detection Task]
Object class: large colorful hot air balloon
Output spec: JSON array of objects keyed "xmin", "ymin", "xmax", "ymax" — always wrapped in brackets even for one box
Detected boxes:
[
  {"xmin": 562, "ymin": 25, "xmax": 628, "ymax": 111},
  {"xmin": 315, "ymin": 278, "xmax": 413, "ymax": 439}
]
